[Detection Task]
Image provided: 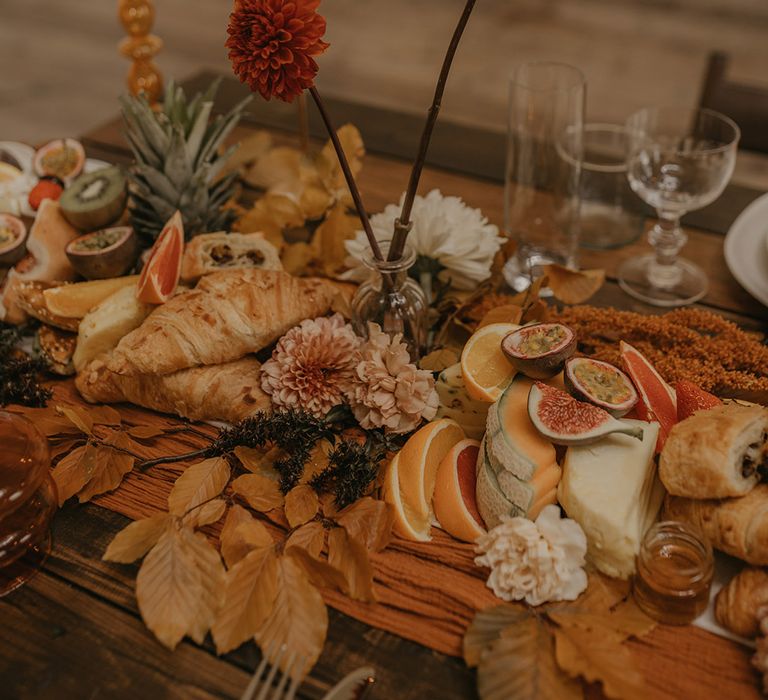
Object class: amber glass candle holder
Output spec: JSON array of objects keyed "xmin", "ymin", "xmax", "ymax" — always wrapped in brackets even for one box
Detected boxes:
[{"xmin": 0, "ymin": 412, "xmax": 57, "ymax": 596}]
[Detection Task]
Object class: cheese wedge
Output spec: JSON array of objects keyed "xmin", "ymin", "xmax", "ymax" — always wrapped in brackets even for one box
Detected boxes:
[
  {"xmin": 558, "ymin": 420, "xmax": 664, "ymax": 579},
  {"xmin": 435, "ymin": 363, "xmax": 490, "ymax": 440}
]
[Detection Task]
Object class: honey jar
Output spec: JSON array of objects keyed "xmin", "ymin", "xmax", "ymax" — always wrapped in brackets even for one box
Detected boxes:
[
  {"xmin": 0, "ymin": 411, "xmax": 57, "ymax": 596},
  {"xmin": 633, "ymin": 520, "xmax": 714, "ymax": 625}
]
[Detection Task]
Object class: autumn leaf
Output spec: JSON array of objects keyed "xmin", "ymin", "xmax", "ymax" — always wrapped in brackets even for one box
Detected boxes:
[
  {"xmin": 219, "ymin": 504, "xmax": 274, "ymax": 568},
  {"xmin": 167, "ymin": 457, "xmax": 231, "ymax": 517},
  {"xmin": 554, "ymin": 623, "xmax": 645, "ymax": 700},
  {"xmin": 419, "ymin": 347, "xmax": 460, "ymax": 372},
  {"xmin": 232, "ymin": 473, "xmax": 284, "ymax": 513},
  {"xmin": 286, "ymin": 546, "xmax": 347, "ymax": 592},
  {"xmin": 128, "ymin": 425, "xmax": 166, "ymax": 440},
  {"xmin": 328, "ymin": 527, "xmax": 376, "ymax": 603},
  {"xmin": 77, "ymin": 432, "xmax": 135, "ymax": 503},
  {"xmin": 311, "ymin": 202, "xmax": 359, "ymax": 277},
  {"xmin": 285, "ymin": 521, "xmax": 326, "ymax": 559},
  {"xmin": 225, "ymin": 130, "xmax": 272, "ymax": 174},
  {"xmin": 51, "ymin": 442, "xmax": 99, "ymax": 505},
  {"xmin": 333, "ymin": 497, "xmax": 394, "ymax": 552},
  {"xmin": 316, "ymin": 124, "xmax": 364, "ymax": 201},
  {"xmin": 300, "ymin": 440, "xmax": 333, "ymax": 485},
  {"xmin": 285, "ymin": 485, "xmax": 319, "ymax": 528},
  {"xmin": 478, "ymin": 304, "xmax": 523, "ymax": 329},
  {"xmin": 246, "ymin": 145, "xmax": 303, "ymax": 192},
  {"xmin": 281, "ymin": 241, "xmax": 316, "ymax": 276},
  {"xmin": 548, "ymin": 595, "xmax": 656, "ymax": 645},
  {"xmin": 463, "ymin": 604, "xmax": 532, "ymax": 667},
  {"xmin": 478, "ymin": 617, "xmax": 583, "ymax": 700},
  {"xmin": 299, "ymin": 184, "xmax": 333, "ymax": 221},
  {"xmin": 543, "ymin": 264, "xmax": 605, "ymax": 305},
  {"xmin": 255, "ymin": 555, "xmax": 328, "ymax": 679},
  {"xmin": 86, "ymin": 404, "xmax": 122, "ymax": 426},
  {"xmin": 234, "ymin": 445, "xmax": 282, "ymax": 479},
  {"xmin": 103, "ymin": 513, "xmax": 173, "ymax": 563},
  {"xmin": 212, "ymin": 545, "xmax": 279, "ymax": 654},
  {"xmin": 136, "ymin": 526, "xmax": 225, "ymax": 650},
  {"xmin": 184, "ymin": 498, "xmax": 227, "ymax": 529},
  {"xmin": 58, "ymin": 404, "xmax": 94, "ymax": 435}
]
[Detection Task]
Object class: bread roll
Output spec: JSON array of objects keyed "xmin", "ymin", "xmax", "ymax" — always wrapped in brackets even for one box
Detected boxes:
[
  {"xmin": 77, "ymin": 354, "xmax": 270, "ymax": 423},
  {"xmin": 106, "ymin": 269, "xmax": 341, "ymax": 377},
  {"xmin": 659, "ymin": 404, "xmax": 768, "ymax": 498},
  {"xmin": 663, "ymin": 486, "xmax": 768, "ymax": 565},
  {"xmin": 715, "ymin": 567, "xmax": 768, "ymax": 638},
  {"xmin": 180, "ymin": 231, "xmax": 282, "ymax": 283}
]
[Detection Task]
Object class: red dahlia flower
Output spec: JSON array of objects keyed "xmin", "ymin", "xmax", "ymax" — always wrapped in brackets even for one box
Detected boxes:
[{"xmin": 226, "ymin": 0, "xmax": 329, "ymax": 102}]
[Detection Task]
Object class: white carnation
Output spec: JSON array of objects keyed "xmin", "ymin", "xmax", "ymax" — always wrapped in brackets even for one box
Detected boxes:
[
  {"xmin": 343, "ymin": 189, "xmax": 504, "ymax": 290},
  {"xmin": 474, "ymin": 505, "xmax": 588, "ymax": 606}
]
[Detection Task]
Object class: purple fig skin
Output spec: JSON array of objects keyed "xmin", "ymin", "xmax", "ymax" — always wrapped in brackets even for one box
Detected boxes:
[
  {"xmin": 65, "ymin": 226, "xmax": 139, "ymax": 280},
  {"xmin": 564, "ymin": 357, "xmax": 638, "ymax": 418},
  {"xmin": 501, "ymin": 323, "xmax": 577, "ymax": 380}
]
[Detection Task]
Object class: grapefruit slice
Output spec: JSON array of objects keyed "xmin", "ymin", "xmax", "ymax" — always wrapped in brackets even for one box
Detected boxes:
[
  {"xmin": 136, "ymin": 211, "xmax": 184, "ymax": 304},
  {"xmin": 433, "ymin": 439, "xmax": 486, "ymax": 542},
  {"xmin": 397, "ymin": 418, "xmax": 466, "ymax": 529},
  {"xmin": 43, "ymin": 275, "xmax": 139, "ymax": 318},
  {"xmin": 460, "ymin": 322, "xmax": 520, "ymax": 402},
  {"xmin": 620, "ymin": 341, "xmax": 677, "ymax": 451},
  {"xmin": 382, "ymin": 452, "xmax": 432, "ymax": 542}
]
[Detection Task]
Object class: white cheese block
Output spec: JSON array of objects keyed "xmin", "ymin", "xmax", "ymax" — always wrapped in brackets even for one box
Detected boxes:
[{"xmin": 558, "ymin": 420, "xmax": 665, "ymax": 579}]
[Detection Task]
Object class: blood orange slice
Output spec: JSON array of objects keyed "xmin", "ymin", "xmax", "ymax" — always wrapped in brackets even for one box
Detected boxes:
[
  {"xmin": 136, "ymin": 211, "xmax": 184, "ymax": 304},
  {"xmin": 620, "ymin": 341, "xmax": 677, "ymax": 451},
  {"xmin": 433, "ymin": 439, "xmax": 486, "ymax": 542}
]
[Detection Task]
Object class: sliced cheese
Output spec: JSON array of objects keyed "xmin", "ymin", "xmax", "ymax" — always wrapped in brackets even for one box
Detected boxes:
[{"xmin": 558, "ymin": 420, "xmax": 664, "ymax": 579}]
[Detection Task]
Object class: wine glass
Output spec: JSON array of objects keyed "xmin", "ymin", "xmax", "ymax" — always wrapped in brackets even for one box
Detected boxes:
[{"xmin": 618, "ymin": 107, "xmax": 740, "ymax": 306}]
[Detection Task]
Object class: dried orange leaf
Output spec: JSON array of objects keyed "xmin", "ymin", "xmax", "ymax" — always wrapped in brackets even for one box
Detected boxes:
[
  {"xmin": 544, "ymin": 264, "xmax": 605, "ymax": 305},
  {"xmin": 284, "ymin": 484, "xmax": 320, "ymax": 528},
  {"xmin": 478, "ymin": 304, "xmax": 523, "ymax": 329},
  {"xmin": 219, "ymin": 504, "xmax": 275, "ymax": 569},
  {"xmin": 334, "ymin": 497, "xmax": 394, "ymax": 552},
  {"xmin": 231, "ymin": 473, "xmax": 284, "ymax": 513},
  {"xmin": 281, "ymin": 241, "xmax": 316, "ymax": 276},
  {"xmin": 316, "ymin": 124, "xmax": 364, "ymax": 197},
  {"xmin": 167, "ymin": 457, "xmax": 231, "ymax": 517},
  {"xmin": 128, "ymin": 425, "xmax": 166, "ymax": 440},
  {"xmin": 226, "ymin": 130, "xmax": 272, "ymax": 173},
  {"xmin": 300, "ymin": 184, "xmax": 333, "ymax": 220},
  {"xmin": 285, "ymin": 520, "xmax": 326, "ymax": 559},
  {"xmin": 87, "ymin": 404, "xmax": 122, "ymax": 426},
  {"xmin": 51, "ymin": 442, "xmax": 99, "ymax": 505},
  {"xmin": 234, "ymin": 445, "xmax": 282, "ymax": 479},
  {"xmin": 77, "ymin": 434, "xmax": 135, "ymax": 503},
  {"xmin": 549, "ymin": 596, "xmax": 656, "ymax": 643},
  {"xmin": 136, "ymin": 526, "xmax": 225, "ymax": 650},
  {"xmin": 184, "ymin": 498, "xmax": 228, "ymax": 529},
  {"xmin": 300, "ymin": 440, "xmax": 333, "ymax": 485},
  {"xmin": 554, "ymin": 623, "xmax": 644, "ymax": 699},
  {"xmin": 521, "ymin": 298, "xmax": 550, "ymax": 324},
  {"xmin": 419, "ymin": 347, "xmax": 460, "ymax": 372},
  {"xmin": 479, "ymin": 617, "xmax": 582, "ymax": 700},
  {"xmin": 328, "ymin": 527, "xmax": 376, "ymax": 602},
  {"xmin": 245, "ymin": 146, "xmax": 303, "ymax": 191},
  {"xmin": 255, "ymin": 555, "xmax": 328, "ymax": 680},
  {"xmin": 463, "ymin": 604, "xmax": 532, "ymax": 667},
  {"xmin": 57, "ymin": 404, "xmax": 94, "ymax": 435},
  {"xmin": 311, "ymin": 203, "xmax": 359, "ymax": 277},
  {"xmin": 103, "ymin": 513, "xmax": 173, "ymax": 563},
  {"xmin": 286, "ymin": 546, "xmax": 347, "ymax": 592},
  {"xmin": 212, "ymin": 546, "xmax": 279, "ymax": 655}
]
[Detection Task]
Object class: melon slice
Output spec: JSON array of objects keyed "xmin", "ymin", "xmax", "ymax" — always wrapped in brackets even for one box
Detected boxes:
[
  {"xmin": 137, "ymin": 211, "xmax": 184, "ymax": 304},
  {"xmin": 620, "ymin": 341, "xmax": 677, "ymax": 451}
]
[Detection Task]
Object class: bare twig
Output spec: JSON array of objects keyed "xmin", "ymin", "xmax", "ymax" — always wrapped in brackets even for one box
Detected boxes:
[{"xmin": 390, "ymin": 0, "xmax": 477, "ymax": 261}]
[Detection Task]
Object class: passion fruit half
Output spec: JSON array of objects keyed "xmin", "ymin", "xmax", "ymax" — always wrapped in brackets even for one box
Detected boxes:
[
  {"xmin": 501, "ymin": 323, "xmax": 576, "ymax": 379},
  {"xmin": 564, "ymin": 356, "xmax": 638, "ymax": 417},
  {"xmin": 33, "ymin": 138, "xmax": 85, "ymax": 182},
  {"xmin": 0, "ymin": 213, "xmax": 28, "ymax": 266},
  {"xmin": 65, "ymin": 226, "xmax": 139, "ymax": 280}
]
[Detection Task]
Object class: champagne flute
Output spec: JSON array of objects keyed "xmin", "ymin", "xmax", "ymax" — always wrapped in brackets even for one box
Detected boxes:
[{"xmin": 618, "ymin": 107, "xmax": 739, "ymax": 306}]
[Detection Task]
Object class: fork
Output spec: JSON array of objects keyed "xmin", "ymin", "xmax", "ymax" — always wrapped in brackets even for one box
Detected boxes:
[{"xmin": 240, "ymin": 643, "xmax": 306, "ymax": 700}]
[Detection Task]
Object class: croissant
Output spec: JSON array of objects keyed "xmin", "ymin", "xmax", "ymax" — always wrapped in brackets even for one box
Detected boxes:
[
  {"xmin": 659, "ymin": 403, "xmax": 768, "ymax": 499},
  {"xmin": 180, "ymin": 232, "xmax": 282, "ymax": 283},
  {"xmin": 663, "ymin": 486, "xmax": 768, "ymax": 565},
  {"xmin": 77, "ymin": 354, "xmax": 270, "ymax": 423},
  {"xmin": 106, "ymin": 269, "xmax": 343, "ymax": 376},
  {"xmin": 715, "ymin": 567, "xmax": 768, "ymax": 638}
]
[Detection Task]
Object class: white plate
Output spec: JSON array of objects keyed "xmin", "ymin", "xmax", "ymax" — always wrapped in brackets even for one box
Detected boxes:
[{"xmin": 724, "ymin": 192, "xmax": 768, "ymax": 308}]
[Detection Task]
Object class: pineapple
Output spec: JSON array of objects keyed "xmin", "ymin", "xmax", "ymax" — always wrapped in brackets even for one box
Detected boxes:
[{"xmin": 120, "ymin": 78, "xmax": 250, "ymax": 242}]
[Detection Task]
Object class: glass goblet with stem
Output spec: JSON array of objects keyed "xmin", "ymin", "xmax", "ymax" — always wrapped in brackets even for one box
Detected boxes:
[{"xmin": 618, "ymin": 107, "xmax": 739, "ymax": 306}]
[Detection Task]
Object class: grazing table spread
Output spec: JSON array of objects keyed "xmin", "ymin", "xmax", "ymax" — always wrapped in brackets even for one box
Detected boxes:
[{"xmin": 1, "ymin": 71, "xmax": 767, "ymax": 700}]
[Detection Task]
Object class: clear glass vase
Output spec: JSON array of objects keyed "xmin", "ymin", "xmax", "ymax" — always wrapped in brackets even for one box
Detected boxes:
[{"xmin": 350, "ymin": 244, "xmax": 428, "ymax": 360}]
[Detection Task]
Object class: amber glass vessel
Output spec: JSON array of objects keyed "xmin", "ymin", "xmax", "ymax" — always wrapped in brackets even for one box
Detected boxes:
[{"xmin": 0, "ymin": 412, "xmax": 57, "ymax": 596}]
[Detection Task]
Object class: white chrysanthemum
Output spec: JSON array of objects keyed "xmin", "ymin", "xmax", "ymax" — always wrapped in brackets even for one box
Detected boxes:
[
  {"xmin": 474, "ymin": 505, "xmax": 588, "ymax": 606},
  {"xmin": 343, "ymin": 189, "xmax": 504, "ymax": 290}
]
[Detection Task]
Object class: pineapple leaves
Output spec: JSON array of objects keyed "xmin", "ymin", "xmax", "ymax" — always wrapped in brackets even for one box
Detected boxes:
[{"xmin": 121, "ymin": 79, "xmax": 250, "ymax": 242}]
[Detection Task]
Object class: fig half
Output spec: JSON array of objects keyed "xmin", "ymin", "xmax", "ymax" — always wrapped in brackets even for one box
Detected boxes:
[
  {"xmin": 65, "ymin": 226, "xmax": 139, "ymax": 280},
  {"xmin": 501, "ymin": 323, "xmax": 576, "ymax": 379},
  {"xmin": 564, "ymin": 357, "xmax": 638, "ymax": 417}
]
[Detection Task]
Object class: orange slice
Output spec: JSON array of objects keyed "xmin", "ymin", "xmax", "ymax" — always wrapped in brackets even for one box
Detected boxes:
[
  {"xmin": 460, "ymin": 322, "xmax": 519, "ymax": 402},
  {"xmin": 382, "ymin": 452, "xmax": 431, "ymax": 542},
  {"xmin": 137, "ymin": 210, "xmax": 184, "ymax": 304},
  {"xmin": 43, "ymin": 275, "xmax": 139, "ymax": 319},
  {"xmin": 433, "ymin": 439, "xmax": 486, "ymax": 543},
  {"xmin": 397, "ymin": 418, "xmax": 465, "ymax": 529}
]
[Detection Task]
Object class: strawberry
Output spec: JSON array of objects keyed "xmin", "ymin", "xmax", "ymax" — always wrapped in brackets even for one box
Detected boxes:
[{"xmin": 673, "ymin": 380, "xmax": 721, "ymax": 421}]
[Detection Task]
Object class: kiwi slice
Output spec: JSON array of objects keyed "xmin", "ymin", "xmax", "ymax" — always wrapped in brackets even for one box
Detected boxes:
[{"xmin": 60, "ymin": 166, "xmax": 127, "ymax": 231}]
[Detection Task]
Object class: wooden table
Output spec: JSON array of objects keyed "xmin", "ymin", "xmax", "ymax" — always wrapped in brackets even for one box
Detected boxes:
[{"xmin": 2, "ymin": 70, "xmax": 765, "ymax": 699}]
